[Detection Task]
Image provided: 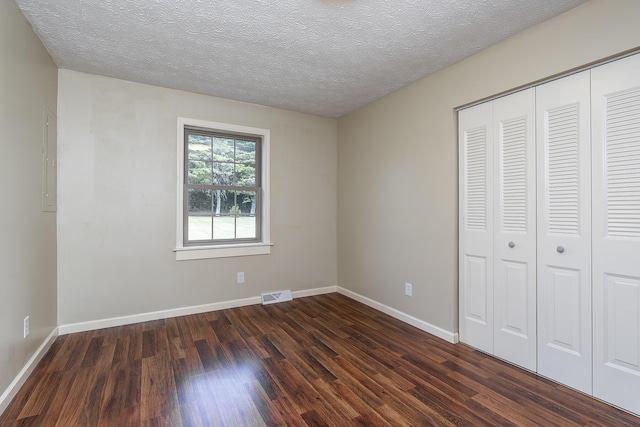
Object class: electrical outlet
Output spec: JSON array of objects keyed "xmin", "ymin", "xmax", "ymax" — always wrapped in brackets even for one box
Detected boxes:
[
  {"xmin": 24, "ymin": 316, "xmax": 30, "ymax": 338},
  {"xmin": 237, "ymin": 272, "xmax": 245, "ymax": 284},
  {"xmin": 404, "ymin": 282, "xmax": 413, "ymax": 297}
]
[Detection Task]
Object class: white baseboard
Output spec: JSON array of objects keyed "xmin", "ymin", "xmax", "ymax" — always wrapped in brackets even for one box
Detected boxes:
[
  {"xmin": 58, "ymin": 286, "xmax": 339, "ymax": 335},
  {"xmin": 0, "ymin": 327, "xmax": 59, "ymax": 416},
  {"xmin": 58, "ymin": 296, "xmax": 261, "ymax": 335},
  {"xmin": 58, "ymin": 285, "xmax": 458, "ymax": 344},
  {"xmin": 337, "ymin": 287, "xmax": 459, "ymax": 344},
  {"xmin": 292, "ymin": 286, "xmax": 337, "ymax": 298}
]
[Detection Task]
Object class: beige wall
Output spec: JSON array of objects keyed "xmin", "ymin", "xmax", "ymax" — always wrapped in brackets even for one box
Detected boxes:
[
  {"xmin": 337, "ymin": 0, "xmax": 640, "ymax": 335},
  {"xmin": 0, "ymin": 0, "xmax": 58, "ymax": 406},
  {"xmin": 57, "ymin": 70, "xmax": 337, "ymax": 325}
]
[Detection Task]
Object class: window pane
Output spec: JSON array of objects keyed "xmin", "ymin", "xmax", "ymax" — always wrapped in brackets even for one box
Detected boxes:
[
  {"xmin": 213, "ymin": 138, "xmax": 234, "ymax": 162},
  {"xmin": 237, "ymin": 191, "xmax": 256, "ymax": 216},
  {"xmin": 213, "ymin": 216, "xmax": 235, "ymax": 240},
  {"xmin": 188, "ymin": 135, "xmax": 212, "ymax": 160},
  {"xmin": 187, "ymin": 189, "xmax": 212, "ymax": 241},
  {"xmin": 237, "ymin": 216, "xmax": 256, "ymax": 239},
  {"xmin": 236, "ymin": 140, "xmax": 256, "ymax": 163},
  {"xmin": 188, "ymin": 160, "xmax": 212, "ymax": 184},
  {"xmin": 213, "ymin": 189, "xmax": 235, "ymax": 215},
  {"xmin": 213, "ymin": 162, "xmax": 234, "ymax": 186},
  {"xmin": 188, "ymin": 216, "xmax": 212, "ymax": 241},
  {"xmin": 235, "ymin": 163, "xmax": 256, "ymax": 187},
  {"xmin": 188, "ymin": 188, "xmax": 212, "ymax": 213}
]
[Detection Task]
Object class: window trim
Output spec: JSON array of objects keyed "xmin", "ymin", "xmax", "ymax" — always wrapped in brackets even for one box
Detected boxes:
[{"xmin": 175, "ymin": 117, "xmax": 271, "ymax": 260}]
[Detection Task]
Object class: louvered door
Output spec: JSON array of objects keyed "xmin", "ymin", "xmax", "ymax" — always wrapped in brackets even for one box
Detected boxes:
[
  {"xmin": 459, "ymin": 52, "xmax": 640, "ymax": 416},
  {"xmin": 493, "ymin": 88, "xmax": 537, "ymax": 371},
  {"xmin": 536, "ymin": 71, "xmax": 592, "ymax": 393},
  {"xmin": 459, "ymin": 102, "xmax": 494, "ymax": 354},
  {"xmin": 592, "ymin": 53, "xmax": 640, "ymax": 415}
]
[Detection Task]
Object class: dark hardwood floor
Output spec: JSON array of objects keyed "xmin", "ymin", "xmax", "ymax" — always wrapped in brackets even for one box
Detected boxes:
[{"xmin": 1, "ymin": 293, "xmax": 639, "ymax": 426}]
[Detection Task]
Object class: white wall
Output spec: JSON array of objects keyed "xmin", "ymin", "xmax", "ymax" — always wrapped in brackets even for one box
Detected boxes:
[
  {"xmin": 337, "ymin": 0, "xmax": 640, "ymax": 335},
  {"xmin": 0, "ymin": 0, "xmax": 58, "ymax": 409},
  {"xmin": 57, "ymin": 70, "xmax": 337, "ymax": 326}
]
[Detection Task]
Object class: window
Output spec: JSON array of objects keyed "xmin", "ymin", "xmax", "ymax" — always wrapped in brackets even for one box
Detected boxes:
[
  {"xmin": 185, "ymin": 128, "xmax": 261, "ymax": 244},
  {"xmin": 176, "ymin": 118, "xmax": 271, "ymax": 260}
]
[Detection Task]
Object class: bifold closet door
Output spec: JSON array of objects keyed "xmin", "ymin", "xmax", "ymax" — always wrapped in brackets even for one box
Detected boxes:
[
  {"xmin": 493, "ymin": 88, "xmax": 537, "ymax": 371},
  {"xmin": 536, "ymin": 71, "xmax": 592, "ymax": 394},
  {"xmin": 592, "ymin": 53, "xmax": 640, "ymax": 415},
  {"xmin": 459, "ymin": 102, "xmax": 494, "ymax": 354}
]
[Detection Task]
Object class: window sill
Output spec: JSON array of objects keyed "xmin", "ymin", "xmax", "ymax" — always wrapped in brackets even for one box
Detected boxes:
[{"xmin": 174, "ymin": 242, "xmax": 272, "ymax": 261}]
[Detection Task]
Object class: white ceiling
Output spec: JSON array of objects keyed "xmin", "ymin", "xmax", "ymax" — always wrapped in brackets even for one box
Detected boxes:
[{"xmin": 16, "ymin": 0, "xmax": 586, "ymax": 118}]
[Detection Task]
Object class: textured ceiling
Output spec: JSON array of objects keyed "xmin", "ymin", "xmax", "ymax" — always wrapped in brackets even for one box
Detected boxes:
[{"xmin": 15, "ymin": 0, "xmax": 586, "ymax": 118}]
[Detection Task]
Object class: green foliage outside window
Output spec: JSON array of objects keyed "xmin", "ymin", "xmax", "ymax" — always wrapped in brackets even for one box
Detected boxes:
[{"xmin": 187, "ymin": 134, "xmax": 257, "ymax": 215}]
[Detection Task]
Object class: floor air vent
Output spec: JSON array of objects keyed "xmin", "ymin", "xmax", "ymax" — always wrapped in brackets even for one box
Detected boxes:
[{"xmin": 261, "ymin": 290, "xmax": 293, "ymax": 305}]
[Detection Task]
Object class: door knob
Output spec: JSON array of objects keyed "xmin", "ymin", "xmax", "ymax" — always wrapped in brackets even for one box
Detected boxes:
[
  {"xmin": 508, "ymin": 241, "xmax": 515, "ymax": 248},
  {"xmin": 557, "ymin": 245, "xmax": 565, "ymax": 253}
]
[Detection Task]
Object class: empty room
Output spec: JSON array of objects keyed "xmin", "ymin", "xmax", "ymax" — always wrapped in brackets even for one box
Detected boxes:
[{"xmin": 2, "ymin": 0, "xmax": 640, "ymax": 425}]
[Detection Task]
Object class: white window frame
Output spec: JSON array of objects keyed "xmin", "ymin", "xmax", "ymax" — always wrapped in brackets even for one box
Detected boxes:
[{"xmin": 175, "ymin": 117, "xmax": 271, "ymax": 260}]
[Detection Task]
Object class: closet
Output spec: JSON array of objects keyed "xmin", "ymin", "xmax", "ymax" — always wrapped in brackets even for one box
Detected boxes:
[{"xmin": 459, "ymin": 53, "xmax": 640, "ymax": 416}]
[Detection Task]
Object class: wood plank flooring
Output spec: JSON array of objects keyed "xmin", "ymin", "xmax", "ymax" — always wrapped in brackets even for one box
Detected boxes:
[{"xmin": 1, "ymin": 293, "xmax": 639, "ymax": 426}]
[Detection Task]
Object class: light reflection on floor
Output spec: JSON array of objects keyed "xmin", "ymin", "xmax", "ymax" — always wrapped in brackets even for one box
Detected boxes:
[{"xmin": 176, "ymin": 363, "xmax": 267, "ymax": 426}]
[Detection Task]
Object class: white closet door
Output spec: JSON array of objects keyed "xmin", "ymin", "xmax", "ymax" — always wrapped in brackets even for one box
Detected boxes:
[
  {"xmin": 493, "ymin": 88, "xmax": 537, "ymax": 371},
  {"xmin": 592, "ymin": 53, "xmax": 640, "ymax": 416},
  {"xmin": 536, "ymin": 71, "xmax": 592, "ymax": 393},
  {"xmin": 459, "ymin": 102, "xmax": 494, "ymax": 354}
]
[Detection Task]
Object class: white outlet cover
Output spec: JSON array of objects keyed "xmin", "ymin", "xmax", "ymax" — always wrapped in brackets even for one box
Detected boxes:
[
  {"xmin": 405, "ymin": 283, "xmax": 413, "ymax": 297},
  {"xmin": 237, "ymin": 272, "xmax": 245, "ymax": 284},
  {"xmin": 24, "ymin": 316, "xmax": 30, "ymax": 338}
]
